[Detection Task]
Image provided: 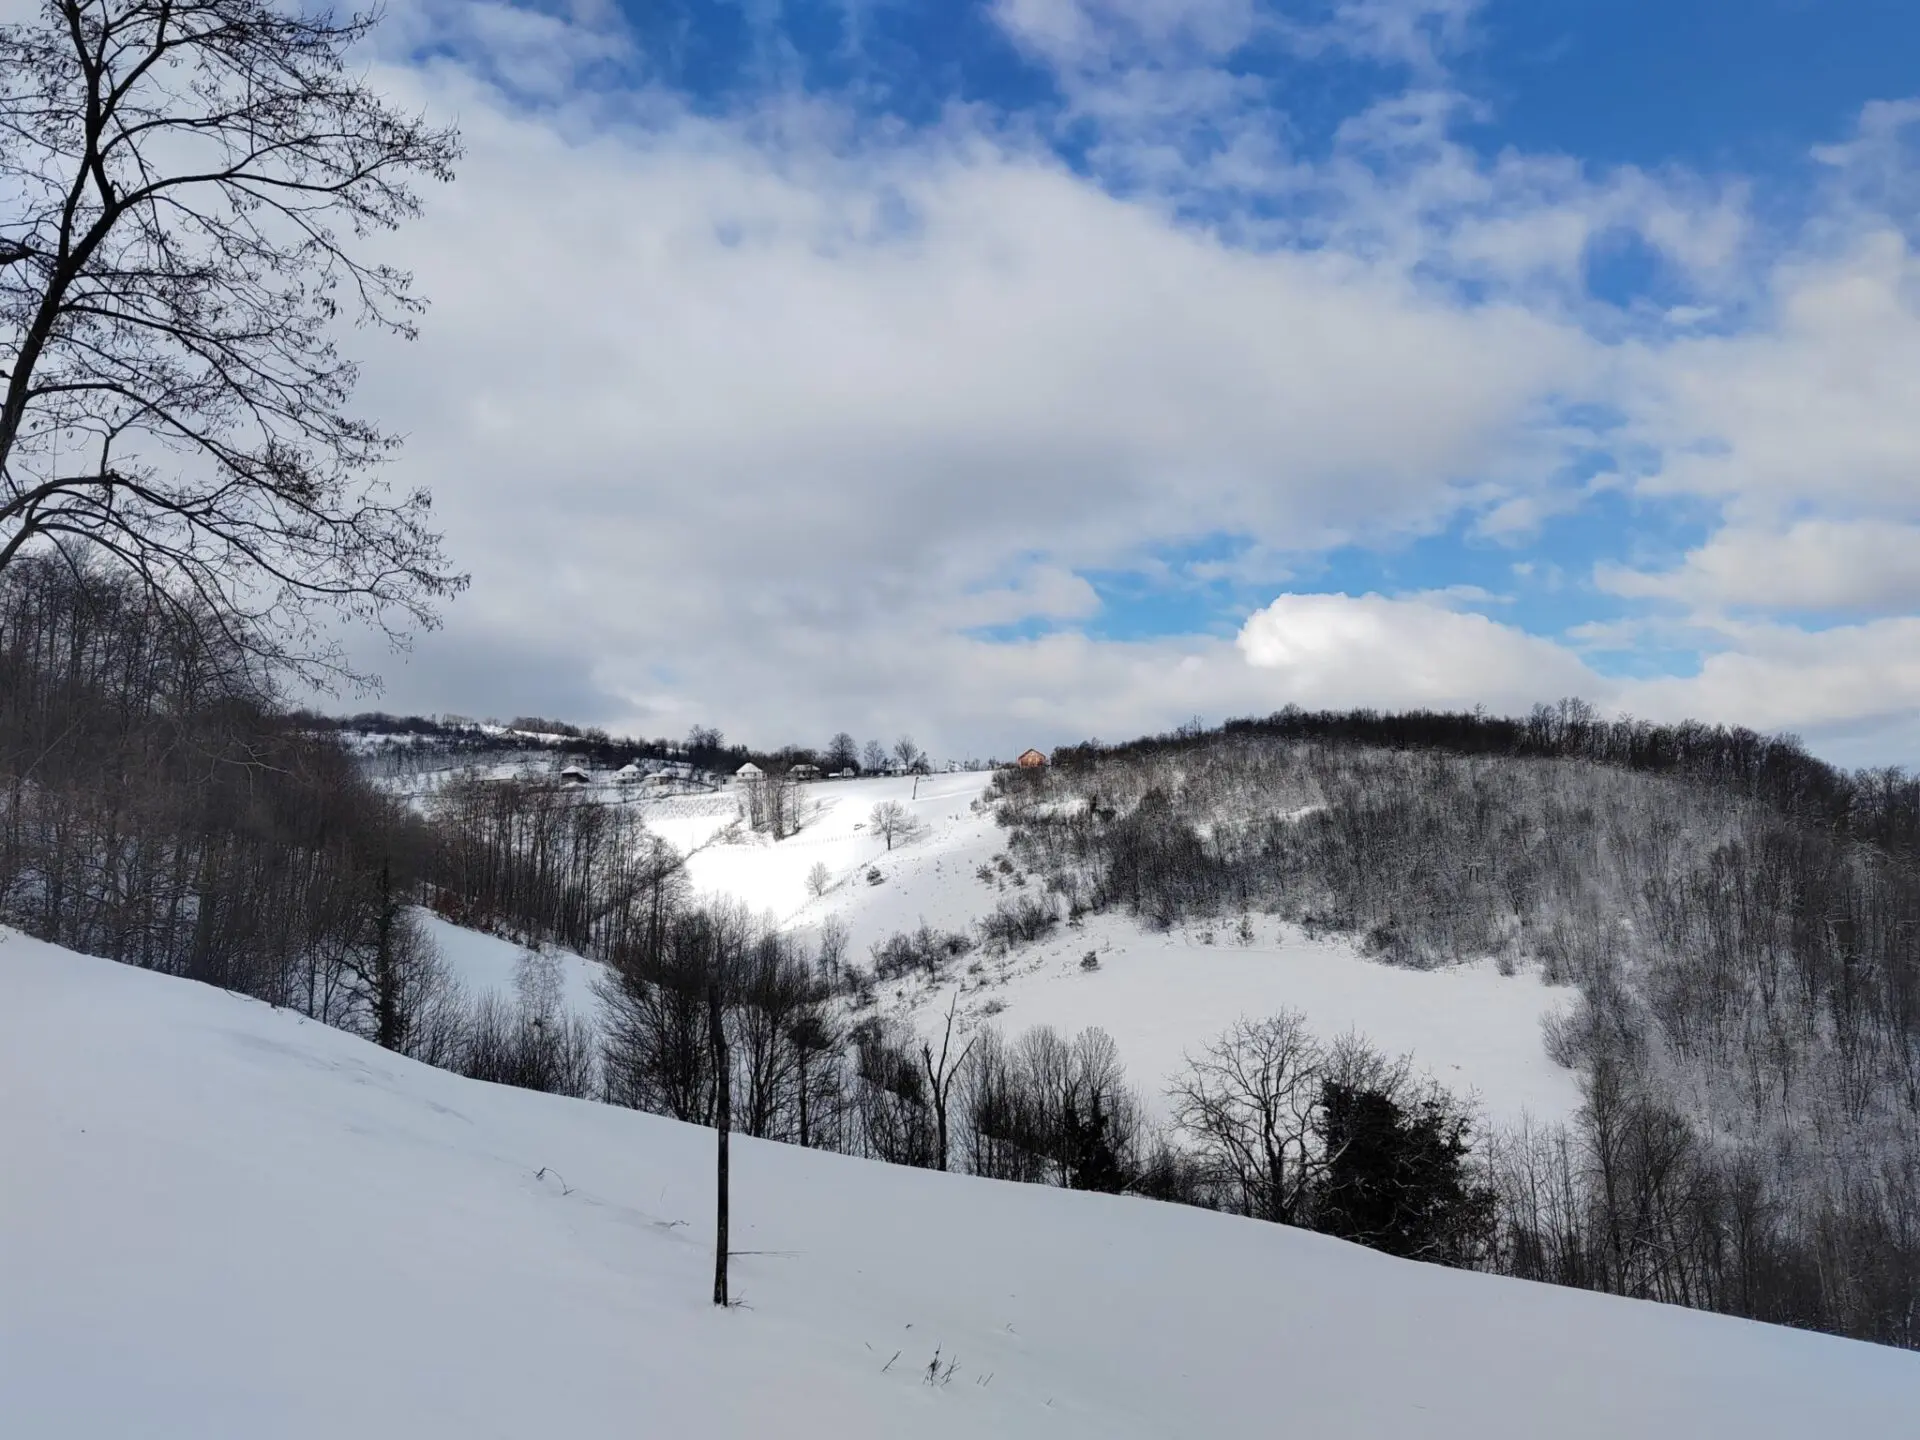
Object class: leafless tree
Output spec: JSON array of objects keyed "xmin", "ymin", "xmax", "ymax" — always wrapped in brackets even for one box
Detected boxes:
[
  {"xmin": 806, "ymin": 860, "xmax": 831, "ymax": 898},
  {"xmin": 921, "ymin": 992, "xmax": 977, "ymax": 1172},
  {"xmin": 825, "ymin": 732, "xmax": 858, "ymax": 773},
  {"xmin": 0, "ymin": 0, "xmax": 465, "ymax": 688},
  {"xmin": 743, "ymin": 768, "xmax": 801, "ymax": 839},
  {"xmin": 1170, "ymin": 1011, "xmax": 1325, "ymax": 1223},
  {"xmin": 870, "ymin": 799, "xmax": 915, "ymax": 851}
]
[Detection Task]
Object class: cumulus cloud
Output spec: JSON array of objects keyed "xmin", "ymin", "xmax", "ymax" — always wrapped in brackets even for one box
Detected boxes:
[{"xmin": 1236, "ymin": 592, "xmax": 1595, "ymax": 711}]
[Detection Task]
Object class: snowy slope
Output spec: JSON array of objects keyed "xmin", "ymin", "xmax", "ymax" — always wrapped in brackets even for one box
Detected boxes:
[
  {"xmin": 416, "ymin": 910, "xmax": 604, "ymax": 1020},
  {"xmin": 676, "ymin": 773, "xmax": 1000, "ymax": 945},
  {"xmin": 3, "ymin": 932, "xmax": 1916, "ymax": 1439},
  {"xmin": 923, "ymin": 914, "xmax": 1582, "ymax": 1126},
  {"xmin": 645, "ymin": 774, "xmax": 1580, "ymax": 1125}
]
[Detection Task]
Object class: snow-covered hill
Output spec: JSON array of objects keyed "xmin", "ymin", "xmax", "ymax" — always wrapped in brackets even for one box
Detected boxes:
[
  {"xmin": 3, "ymin": 931, "xmax": 1915, "ymax": 1438},
  {"xmin": 568, "ymin": 772, "xmax": 1580, "ymax": 1126}
]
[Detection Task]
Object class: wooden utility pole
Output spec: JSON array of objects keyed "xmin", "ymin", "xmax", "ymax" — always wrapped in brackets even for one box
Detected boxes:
[{"xmin": 708, "ymin": 982, "xmax": 731, "ymax": 1307}]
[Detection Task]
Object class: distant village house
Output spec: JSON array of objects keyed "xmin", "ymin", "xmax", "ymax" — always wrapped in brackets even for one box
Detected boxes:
[{"xmin": 1016, "ymin": 749, "xmax": 1048, "ymax": 769}]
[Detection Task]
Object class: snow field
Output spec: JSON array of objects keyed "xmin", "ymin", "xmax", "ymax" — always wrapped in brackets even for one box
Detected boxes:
[{"xmin": 3, "ymin": 930, "xmax": 1915, "ymax": 1440}]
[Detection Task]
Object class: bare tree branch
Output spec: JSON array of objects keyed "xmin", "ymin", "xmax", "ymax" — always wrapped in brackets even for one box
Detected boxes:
[{"xmin": 0, "ymin": 0, "xmax": 466, "ymax": 690}]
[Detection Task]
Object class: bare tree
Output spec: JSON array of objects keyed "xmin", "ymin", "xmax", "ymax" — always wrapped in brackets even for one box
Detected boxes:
[
  {"xmin": 806, "ymin": 861, "xmax": 831, "ymax": 898},
  {"xmin": 920, "ymin": 992, "xmax": 977, "ymax": 1172},
  {"xmin": 894, "ymin": 735, "xmax": 925, "ymax": 773},
  {"xmin": 742, "ymin": 767, "xmax": 800, "ymax": 839},
  {"xmin": 870, "ymin": 799, "xmax": 915, "ymax": 851},
  {"xmin": 825, "ymin": 731, "xmax": 858, "ymax": 773},
  {"xmin": 861, "ymin": 738, "xmax": 887, "ymax": 773},
  {"xmin": 1169, "ymin": 1011, "xmax": 1325, "ymax": 1223},
  {"xmin": 0, "ymin": 0, "xmax": 465, "ymax": 687}
]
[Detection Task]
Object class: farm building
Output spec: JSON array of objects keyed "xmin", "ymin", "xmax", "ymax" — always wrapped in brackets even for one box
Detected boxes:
[
  {"xmin": 1016, "ymin": 749, "xmax": 1048, "ymax": 769},
  {"xmin": 558, "ymin": 765, "xmax": 591, "ymax": 784},
  {"xmin": 733, "ymin": 762, "xmax": 764, "ymax": 782}
]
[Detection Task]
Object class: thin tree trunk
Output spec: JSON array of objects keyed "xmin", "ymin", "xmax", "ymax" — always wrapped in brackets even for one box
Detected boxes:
[{"xmin": 708, "ymin": 982, "xmax": 731, "ymax": 1307}]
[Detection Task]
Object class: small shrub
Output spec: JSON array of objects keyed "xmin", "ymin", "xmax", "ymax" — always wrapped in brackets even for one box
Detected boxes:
[
  {"xmin": 872, "ymin": 924, "xmax": 976, "ymax": 981},
  {"xmin": 866, "ymin": 866, "xmax": 885, "ymax": 885},
  {"xmin": 1541, "ymin": 1004, "xmax": 1587, "ymax": 1069},
  {"xmin": 978, "ymin": 894, "xmax": 1059, "ymax": 950},
  {"xmin": 1080, "ymin": 950, "xmax": 1100, "ymax": 971}
]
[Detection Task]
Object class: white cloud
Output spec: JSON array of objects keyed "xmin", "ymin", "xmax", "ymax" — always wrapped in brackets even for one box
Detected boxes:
[
  {"xmin": 991, "ymin": 0, "xmax": 1263, "ymax": 73},
  {"xmin": 1624, "ymin": 617, "xmax": 1920, "ymax": 744},
  {"xmin": 1627, "ymin": 230, "xmax": 1920, "ymax": 520},
  {"xmin": 1236, "ymin": 592, "xmax": 1593, "ymax": 710},
  {"xmin": 1601, "ymin": 520, "xmax": 1920, "ymax": 615}
]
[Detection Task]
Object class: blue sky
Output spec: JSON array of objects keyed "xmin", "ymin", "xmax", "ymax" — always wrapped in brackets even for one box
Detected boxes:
[{"xmin": 353, "ymin": 0, "xmax": 1920, "ymax": 764}]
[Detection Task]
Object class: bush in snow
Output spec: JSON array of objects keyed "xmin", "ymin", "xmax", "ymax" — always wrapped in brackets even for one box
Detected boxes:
[
  {"xmin": 871, "ymin": 925, "xmax": 974, "ymax": 982},
  {"xmin": 977, "ymin": 894, "xmax": 1059, "ymax": 951}
]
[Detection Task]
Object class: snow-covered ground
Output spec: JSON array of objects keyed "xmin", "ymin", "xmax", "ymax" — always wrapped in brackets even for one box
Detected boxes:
[
  {"xmin": 600, "ymin": 773, "xmax": 1582, "ymax": 1126},
  {"xmin": 927, "ymin": 915, "xmax": 1582, "ymax": 1126},
  {"xmin": 4, "ymin": 931, "xmax": 1915, "ymax": 1439},
  {"xmin": 416, "ymin": 910, "xmax": 604, "ymax": 1020}
]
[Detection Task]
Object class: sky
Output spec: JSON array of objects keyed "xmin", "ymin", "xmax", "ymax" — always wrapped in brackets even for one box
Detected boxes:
[{"xmin": 317, "ymin": 0, "xmax": 1920, "ymax": 765}]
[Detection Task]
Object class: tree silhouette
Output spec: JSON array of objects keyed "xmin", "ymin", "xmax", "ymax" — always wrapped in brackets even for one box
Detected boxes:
[{"xmin": 0, "ymin": 0, "xmax": 465, "ymax": 687}]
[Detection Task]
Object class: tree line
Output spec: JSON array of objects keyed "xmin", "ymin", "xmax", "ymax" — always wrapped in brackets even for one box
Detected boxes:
[
  {"xmin": 1053, "ymin": 698, "xmax": 1920, "ymax": 857},
  {"xmin": 321, "ymin": 712, "xmax": 949, "ymax": 791},
  {"xmin": 0, "ymin": 553, "xmax": 594, "ymax": 1097}
]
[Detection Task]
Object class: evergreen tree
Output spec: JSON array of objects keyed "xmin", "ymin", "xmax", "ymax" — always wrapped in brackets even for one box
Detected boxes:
[{"xmin": 1314, "ymin": 1081, "xmax": 1494, "ymax": 1265}]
